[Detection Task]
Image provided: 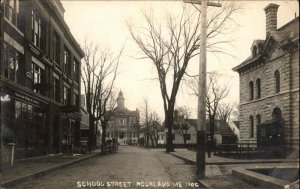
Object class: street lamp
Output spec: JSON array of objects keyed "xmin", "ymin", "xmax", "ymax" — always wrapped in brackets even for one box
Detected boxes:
[{"xmin": 183, "ymin": 0, "xmax": 221, "ymax": 180}]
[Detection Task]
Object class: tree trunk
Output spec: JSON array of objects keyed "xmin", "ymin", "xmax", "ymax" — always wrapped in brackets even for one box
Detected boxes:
[
  {"xmin": 150, "ymin": 134, "xmax": 155, "ymax": 147},
  {"xmin": 101, "ymin": 123, "xmax": 107, "ymax": 146},
  {"xmin": 165, "ymin": 110, "xmax": 174, "ymax": 152},
  {"xmin": 183, "ymin": 135, "xmax": 187, "ymax": 148},
  {"xmin": 146, "ymin": 131, "xmax": 149, "ymax": 147},
  {"xmin": 88, "ymin": 118, "xmax": 95, "ymax": 153}
]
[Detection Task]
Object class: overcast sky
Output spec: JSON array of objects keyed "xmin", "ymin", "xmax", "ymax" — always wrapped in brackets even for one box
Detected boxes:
[{"xmin": 62, "ymin": 0, "xmax": 299, "ymax": 120}]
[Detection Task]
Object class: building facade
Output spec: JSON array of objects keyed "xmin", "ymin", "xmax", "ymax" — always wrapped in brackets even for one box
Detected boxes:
[
  {"xmin": 106, "ymin": 91, "xmax": 139, "ymax": 145},
  {"xmin": 0, "ymin": 0, "xmax": 84, "ymax": 159},
  {"xmin": 80, "ymin": 95, "xmax": 89, "ymax": 148},
  {"xmin": 233, "ymin": 4, "xmax": 299, "ymax": 151},
  {"xmin": 171, "ymin": 119, "xmax": 237, "ymax": 146}
]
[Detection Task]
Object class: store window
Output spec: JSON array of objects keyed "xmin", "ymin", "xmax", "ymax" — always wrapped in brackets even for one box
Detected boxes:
[{"xmin": 14, "ymin": 100, "xmax": 46, "ymax": 155}]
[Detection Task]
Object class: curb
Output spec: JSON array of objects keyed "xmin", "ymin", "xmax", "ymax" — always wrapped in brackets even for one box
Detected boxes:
[
  {"xmin": 1, "ymin": 152, "xmax": 101, "ymax": 188},
  {"xmin": 168, "ymin": 153, "xmax": 210, "ymax": 188},
  {"xmin": 169, "ymin": 152, "xmax": 299, "ymax": 165}
]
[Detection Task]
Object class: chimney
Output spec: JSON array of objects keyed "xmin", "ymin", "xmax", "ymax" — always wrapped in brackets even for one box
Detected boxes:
[{"xmin": 264, "ymin": 3, "xmax": 280, "ymax": 36}]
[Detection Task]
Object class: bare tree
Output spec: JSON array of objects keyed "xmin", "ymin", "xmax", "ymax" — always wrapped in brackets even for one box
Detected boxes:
[
  {"xmin": 141, "ymin": 97, "xmax": 150, "ymax": 147},
  {"xmin": 217, "ymin": 102, "xmax": 236, "ymax": 123},
  {"xmin": 148, "ymin": 111, "xmax": 161, "ymax": 147},
  {"xmin": 174, "ymin": 106, "xmax": 191, "ymax": 147},
  {"xmin": 128, "ymin": 2, "xmax": 240, "ymax": 152},
  {"xmin": 188, "ymin": 72, "xmax": 230, "ymax": 140},
  {"xmin": 81, "ymin": 40, "xmax": 123, "ymax": 152},
  {"xmin": 140, "ymin": 97, "xmax": 161, "ymax": 147}
]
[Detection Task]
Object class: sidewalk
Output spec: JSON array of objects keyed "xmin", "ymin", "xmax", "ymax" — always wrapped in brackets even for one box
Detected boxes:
[
  {"xmin": 1, "ymin": 150, "xmax": 101, "ymax": 188},
  {"xmin": 170, "ymin": 149, "xmax": 299, "ymax": 165},
  {"xmin": 170, "ymin": 149, "xmax": 299, "ymax": 188}
]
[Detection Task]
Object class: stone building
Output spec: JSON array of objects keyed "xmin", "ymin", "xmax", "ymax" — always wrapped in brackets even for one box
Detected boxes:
[
  {"xmin": 233, "ymin": 4, "xmax": 299, "ymax": 151},
  {"xmin": 0, "ymin": 0, "xmax": 84, "ymax": 159},
  {"xmin": 106, "ymin": 91, "xmax": 139, "ymax": 145}
]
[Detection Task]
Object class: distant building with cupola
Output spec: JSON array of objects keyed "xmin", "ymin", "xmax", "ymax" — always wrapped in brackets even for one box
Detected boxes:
[{"xmin": 106, "ymin": 91, "xmax": 139, "ymax": 145}]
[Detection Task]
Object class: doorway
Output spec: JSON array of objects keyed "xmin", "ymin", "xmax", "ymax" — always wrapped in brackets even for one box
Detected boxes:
[{"xmin": 53, "ymin": 115, "xmax": 60, "ymax": 153}]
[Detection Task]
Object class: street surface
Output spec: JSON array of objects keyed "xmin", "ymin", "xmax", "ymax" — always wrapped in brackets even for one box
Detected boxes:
[{"xmin": 10, "ymin": 146, "xmax": 198, "ymax": 189}]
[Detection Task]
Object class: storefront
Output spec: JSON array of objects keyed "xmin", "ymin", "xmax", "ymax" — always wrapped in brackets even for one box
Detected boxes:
[{"xmin": 1, "ymin": 90, "xmax": 48, "ymax": 159}]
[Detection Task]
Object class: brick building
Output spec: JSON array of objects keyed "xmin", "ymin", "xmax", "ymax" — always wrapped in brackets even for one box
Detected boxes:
[
  {"xmin": 233, "ymin": 4, "xmax": 299, "ymax": 151},
  {"xmin": 106, "ymin": 91, "xmax": 139, "ymax": 145},
  {"xmin": 0, "ymin": 0, "xmax": 84, "ymax": 159}
]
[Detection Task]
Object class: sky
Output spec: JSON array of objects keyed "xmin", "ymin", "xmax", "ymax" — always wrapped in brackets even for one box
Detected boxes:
[{"xmin": 61, "ymin": 0, "xmax": 299, "ymax": 120}]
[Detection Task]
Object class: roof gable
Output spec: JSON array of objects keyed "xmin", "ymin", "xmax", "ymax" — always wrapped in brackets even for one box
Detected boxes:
[
  {"xmin": 262, "ymin": 36, "xmax": 286, "ymax": 61},
  {"xmin": 185, "ymin": 119, "xmax": 235, "ymax": 136}
]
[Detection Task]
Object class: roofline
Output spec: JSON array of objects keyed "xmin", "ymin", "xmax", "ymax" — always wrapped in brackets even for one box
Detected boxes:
[
  {"xmin": 277, "ymin": 16, "xmax": 299, "ymax": 31},
  {"xmin": 232, "ymin": 55, "xmax": 262, "ymax": 72},
  {"xmin": 45, "ymin": 1, "xmax": 85, "ymax": 58}
]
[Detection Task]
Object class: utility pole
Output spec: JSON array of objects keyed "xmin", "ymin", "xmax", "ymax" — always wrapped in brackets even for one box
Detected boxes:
[
  {"xmin": 0, "ymin": 0, "xmax": 4, "ymax": 186},
  {"xmin": 197, "ymin": 0, "xmax": 208, "ymax": 180},
  {"xmin": 183, "ymin": 0, "xmax": 221, "ymax": 180}
]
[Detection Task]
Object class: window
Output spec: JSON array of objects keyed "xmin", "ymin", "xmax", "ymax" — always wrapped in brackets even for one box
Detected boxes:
[
  {"xmin": 249, "ymin": 116, "xmax": 254, "ymax": 138},
  {"xmin": 274, "ymin": 70, "xmax": 280, "ymax": 93},
  {"xmin": 64, "ymin": 48, "xmax": 71, "ymax": 74},
  {"xmin": 256, "ymin": 114, "xmax": 261, "ymax": 126},
  {"xmin": 4, "ymin": 44, "xmax": 20, "ymax": 82},
  {"xmin": 74, "ymin": 93, "xmax": 79, "ymax": 107},
  {"xmin": 32, "ymin": 63, "xmax": 45, "ymax": 94},
  {"xmin": 53, "ymin": 77, "xmax": 60, "ymax": 102},
  {"xmin": 252, "ymin": 45, "xmax": 257, "ymax": 57},
  {"xmin": 14, "ymin": 100, "xmax": 46, "ymax": 149},
  {"xmin": 73, "ymin": 60, "xmax": 79, "ymax": 82},
  {"xmin": 63, "ymin": 86, "xmax": 70, "ymax": 105},
  {"xmin": 256, "ymin": 79, "xmax": 261, "ymax": 99},
  {"xmin": 249, "ymin": 81, "xmax": 254, "ymax": 101},
  {"xmin": 53, "ymin": 31, "xmax": 60, "ymax": 64},
  {"xmin": 31, "ymin": 11, "xmax": 41, "ymax": 48},
  {"xmin": 4, "ymin": 0, "xmax": 19, "ymax": 26}
]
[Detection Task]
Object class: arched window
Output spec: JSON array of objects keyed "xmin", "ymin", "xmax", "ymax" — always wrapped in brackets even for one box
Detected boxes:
[
  {"xmin": 249, "ymin": 81, "xmax": 254, "ymax": 101},
  {"xmin": 256, "ymin": 79, "xmax": 261, "ymax": 99},
  {"xmin": 250, "ymin": 116, "xmax": 254, "ymax": 138},
  {"xmin": 274, "ymin": 70, "xmax": 280, "ymax": 93},
  {"xmin": 252, "ymin": 45, "xmax": 257, "ymax": 57},
  {"xmin": 272, "ymin": 108, "xmax": 282, "ymax": 121},
  {"xmin": 256, "ymin": 114, "xmax": 261, "ymax": 125}
]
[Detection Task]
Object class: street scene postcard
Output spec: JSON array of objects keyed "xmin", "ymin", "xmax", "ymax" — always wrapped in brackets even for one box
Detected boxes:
[{"xmin": 0, "ymin": 0, "xmax": 299, "ymax": 188}]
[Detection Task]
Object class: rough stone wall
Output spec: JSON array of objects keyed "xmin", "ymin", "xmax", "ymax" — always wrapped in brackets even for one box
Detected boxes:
[
  {"xmin": 291, "ymin": 51, "xmax": 299, "ymax": 148},
  {"xmin": 239, "ymin": 51, "xmax": 299, "ymax": 147}
]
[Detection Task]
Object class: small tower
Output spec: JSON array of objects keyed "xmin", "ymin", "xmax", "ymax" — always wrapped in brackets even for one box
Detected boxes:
[{"xmin": 117, "ymin": 91, "xmax": 125, "ymax": 108}]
